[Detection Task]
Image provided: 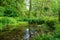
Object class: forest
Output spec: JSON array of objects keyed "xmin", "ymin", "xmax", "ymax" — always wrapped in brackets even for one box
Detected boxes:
[{"xmin": 0, "ymin": 0, "xmax": 60, "ymax": 40}]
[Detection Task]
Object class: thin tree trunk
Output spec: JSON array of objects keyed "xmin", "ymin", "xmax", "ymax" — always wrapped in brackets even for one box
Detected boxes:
[
  {"xmin": 59, "ymin": 11, "xmax": 60, "ymax": 23},
  {"xmin": 58, "ymin": 1, "xmax": 60, "ymax": 23},
  {"xmin": 28, "ymin": 0, "xmax": 31, "ymax": 18}
]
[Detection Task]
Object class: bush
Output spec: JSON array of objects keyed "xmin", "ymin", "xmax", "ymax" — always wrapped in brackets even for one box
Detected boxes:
[
  {"xmin": 46, "ymin": 20, "xmax": 55, "ymax": 27},
  {"xmin": 4, "ymin": 7, "xmax": 19, "ymax": 17},
  {"xmin": 28, "ymin": 19, "xmax": 37, "ymax": 24},
  {"xmin": 46, "ymin": 20, "xmax": 55, "ymax": 31},
  {"xmin": 37, "ymin": 19, "xmax": 45, "ymax": 25},
  {"xmin": 45, "ymin": 17, "xmax": 58, "ymax": 31},
  {"xmin": 28, "ymin": 18, "xmax": 45, "ymax": 25},
  {"xmin": 54, "ymin": 24, "xmax": 60, "ymax": 38},
  {"xmin": 0, "ymin": 6, "xmax": 5, "ymax": 16},
  {"xmin": 0, "ymin": 17, "xmax": 17, "ymax": 30}
]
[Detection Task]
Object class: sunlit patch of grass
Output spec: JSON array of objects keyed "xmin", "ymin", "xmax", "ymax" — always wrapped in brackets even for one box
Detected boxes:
[{"xmin": 1, "ymin": 21, "xmax": 28, "ymax": 31}]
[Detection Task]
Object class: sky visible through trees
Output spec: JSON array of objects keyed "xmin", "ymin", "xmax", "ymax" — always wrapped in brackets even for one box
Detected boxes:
[{"xmin": 25, "ymin": 0, "xmax": 30, "ymax": 10}]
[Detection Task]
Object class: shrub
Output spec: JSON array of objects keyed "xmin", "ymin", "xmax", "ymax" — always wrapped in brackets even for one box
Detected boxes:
[
  {"xmin": 54, "ymin": 24, "xmax": 60, "ymax": 38},
  {"xmin": 0, "ymin": 17, "xmax": 17, "ymax": 30},
  {"xmin": 4, "ymin": 7, "xmax": 19, "ymax": 17},
  {"xmin": 46, "ymin": 20, "xmax": 55, "ymax": 27},
  {"xmin": 37, "ymin": 19, "xmax": 45, "ymax": 25},
  {"xmin": 45, "ymin": 17, "xmax": 58, "ymax": 31},
  {"xmin": 28, "ymin": 19, "xmax": 37, "ymax": 24},
  {"xmin": 0, "ymin": 6, "xmax": 5, "ymax": 16},
  {"xmin": 22, "ymin": 18, "xmax": 29, "ymax": 21},
  {"xmin": 46, "ymin": 20, "xmax": 55, "ymax": 31},
  {"xmin": 28, "ymin": 18, "xmax": 45, "ymax": 25}
]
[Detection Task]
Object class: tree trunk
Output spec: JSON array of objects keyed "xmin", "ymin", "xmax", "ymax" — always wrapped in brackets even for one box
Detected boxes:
[
  {"xmin": 59, "ymin": 11, "xmax": 60, "ymax": 23},
  {"xmin": 28, "ymin": 0, "xmax": 32, "ymax": 18},
  {"xmin": 58, "ymin": 1, "xmax": 60, "ymax": 23}
]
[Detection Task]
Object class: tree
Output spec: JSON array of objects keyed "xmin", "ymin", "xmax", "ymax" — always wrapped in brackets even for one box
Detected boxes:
[
  {"xmin": 29, "ymin": 0, "xmax": 32, "ymax": 18},
  {"xmin": 58, "ymin": 1, "xmax": 60, "ymax": 23},
  {"xmin": 0, "ymin": 0, "xmax": 26, "ymax": 17}
]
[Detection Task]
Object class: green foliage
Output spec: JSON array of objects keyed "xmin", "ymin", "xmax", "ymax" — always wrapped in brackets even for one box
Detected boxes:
[
  {"xmin": 28, "ymin": 18, "xmax": 45, "ymax": 25},
  {"xmin": 34, "ymin": 33, "xmax": 60, "ymax": 40},
  {"xmin": 0, "ymin": 0, "xmax": 60, "ymax": 40},
  {"xmin": 46, "ymin": 20, "xmax": 55, "ymax": 27},
  {"xmin": 4, "ymin": 7, "xmax": 19, "ymax": 17},
  {"xmin": 45, "ymin": 17, "xmax": 58, "ymax": 31},
  {"xmin": 0, "ymin": 17, "xmax": 17, "ymax": 30},
  {"xmin": 0, "ymin": 6, "xmax": 5, "ymax": 16},
  {"xmin": 54, "ymin": 24, "xmax": 60, "ymax": 36}
]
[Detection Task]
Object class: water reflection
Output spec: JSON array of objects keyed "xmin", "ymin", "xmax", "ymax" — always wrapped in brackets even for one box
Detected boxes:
[{"xmin": 24, "ymin": 28, "xmax": 30, "ymax": 40}]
